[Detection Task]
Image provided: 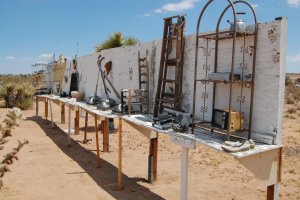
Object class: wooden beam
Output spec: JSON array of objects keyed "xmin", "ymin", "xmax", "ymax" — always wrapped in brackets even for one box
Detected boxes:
[
  {"xmin": 49, "ymin": 100, "xmax": 54, "ymax": 127},
  {"xmin": 149, "ymin": 136, "xmax": 158, "ymax": 182},
  {"xmin": 102, "ymin": 119, "xmax": 109, "ymax": 152},
  {"xmin": 84, "ymin": 112, "xmax": 88, "ymax": 143},
  {"xmin": 267, "ymin": 185, "xmax": 275, "ymax": 200},
  {"xmin": 36, "ymin": 97, "xmax": 38, "ymax": 117},
  {"xmin": 45, "ymin": 100, "xmax": 48, "ymax": 120},
  {"xmin": 61, "ymin": 104, "xmax": 65, "ymax": 124},
  {"xmin": 118, "ymin": 118, "xmax": 123, "ymax": 190},
  {"xmin": 95, "ymin": 115, "xmax": 100, "ymax": 168},
  {"xmin": 75, "ymin": 110, "xmax": 79, "ymax": 135}
]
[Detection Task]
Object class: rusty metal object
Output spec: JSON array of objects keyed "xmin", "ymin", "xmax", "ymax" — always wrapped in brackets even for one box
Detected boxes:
[
  {"xmin": 191, "ymin": 0, "xmax": 258, "ymax": 141},
  {"xmin": 153, "ymin": 15, "xmax": 186, "ymax": 117}
]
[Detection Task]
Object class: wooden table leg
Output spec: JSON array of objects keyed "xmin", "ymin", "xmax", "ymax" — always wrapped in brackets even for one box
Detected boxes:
[
  {"xmin": 118, "ymin": 118, "xmax": 123, "ymax": 190},
  {"xmin": 67, "ymin": 104, "xmax": 71, "ymax": 146},
  {"xmin": 61, "ymin": 104, "xmax": 65, "ymax": 124},
  {"xmin": 75, "ymin": 110, "xmax": 79, "ymax": 135},
  {"xmin": 49, "ymin": 100, "xmax": 54, "ymax": 127},
  {"xmin": 95, "ymin": 115, "xmax": 100, "ymax": 168},
  {"xmin": 45, "ymin": 100, "xmax": 48, "ymax": 120},
  {"xmin": 149, "ymin": 137, "xmax": 158, "ymax": 182},
  {"xmin": 83, "ymin": 112, "xmax": 88, "ymax": 143},
  {"xmin": 102, "ymin": 119, "xmax": 109, "ymax": 152},
  {"xmin": 36, "ymin": 97, "xmax": 38, "ymax": 117}
]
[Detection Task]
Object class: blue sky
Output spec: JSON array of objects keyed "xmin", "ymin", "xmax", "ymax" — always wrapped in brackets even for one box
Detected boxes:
[{"xmin": 0, "ymin": 0, "xmax": 299, "ymax": 74}]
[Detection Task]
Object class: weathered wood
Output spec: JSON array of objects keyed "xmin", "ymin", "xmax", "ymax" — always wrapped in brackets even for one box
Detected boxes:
[
  {"xmin": 102, "ymin": 119, "xmax": 109, "ymax": 152},
  {"xmin": 118, "ymin": 118, "xmax": 123, "ymax": 190},
  {"xmin": 49, "ymin": 100, "xmax": 54, "ymax": 127},
  {"xmin": 84, "ymin": 112, "xmax": 88, "ymax": 143},
  {"xmin": 75, "ymin": 110, "xmax": 79, "ymax": 135},
  {"xmin": 61, "ymin": 104, "xmax": 65, "ymax": 124},
  {"xmin": 45, "ymin": 101, "xmax": 48, "ymax": 120},
  {"xmin": 149, "ymin": 137, "xmax": 158, "ymax": 182},
  {"xmin": 35, "ymin": 97, "xmax": 38, "ymax": 117},
  {"xmin": 95, "ymin": 115, "xmax": 100, "ymax": 168}
]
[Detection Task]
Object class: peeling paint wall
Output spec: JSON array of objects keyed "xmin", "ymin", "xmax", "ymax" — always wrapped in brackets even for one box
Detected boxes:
[{"xmin": 61, "ymin": 19, "xmax": 287, "ymax": 145}]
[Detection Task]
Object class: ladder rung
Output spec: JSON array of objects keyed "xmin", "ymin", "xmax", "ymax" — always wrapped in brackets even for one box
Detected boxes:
[
  {"xmin": 162, "ymin": 79, "xmax": 175, "ymax": 83},
  {"xmin": 140, "ymin": 72, "xmax": 148, "ymax": 76},
  {"xmin": 156, "ymin": 99, "xmax": 174, "ymax": 103},
  {"xmin": 163, "ymin": 36, "xmax": 178, "ymax": 41},
  {"xmin": 139, "ymin": 58, "xmax": 146, "ymax": 62},
  {"xmin": 139, "ymin": 64, "xmax": 147, "ymax": 68},
  {"xmin": 163, "ymin": 58, "xmax": 178, "ymax": 66},
  {"xmin": 140, "ymin": 81, "xmax": 147, "ymax": 84},
  {"xmin": 163, "ymin": 93, "xmax": 175, "ymax": 98}
]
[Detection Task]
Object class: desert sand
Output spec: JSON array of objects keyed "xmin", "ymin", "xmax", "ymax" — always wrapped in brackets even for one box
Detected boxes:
[{"xmin": 0, "ymin": 101, "xmax": 299, "ymax": 200}]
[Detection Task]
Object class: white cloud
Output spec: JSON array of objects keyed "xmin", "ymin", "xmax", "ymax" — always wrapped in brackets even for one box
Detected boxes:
[
  {"xmin": 251, "ymin": 4, "xmax": 258, "ymax": 8},
  {"xmin": 144, "ymin": 13, "xmax": 152, "ymax": 17},
  {"xmin": 6, "ymin": 56, "xmax": 15, "ymax": 60},
  {"xmin": 287, "ymin": 52, "xmax": 300, "ymax": 63},
  {"xmin": 155, "ymin": 0, "xmax": 198, "ymax": 13},
  {"xmin": 287, "ymin": 0, "xmax": 300, "ymax": 7},
  {"xmin": 154, "ymin": 9, "xmax": 163, "ymax": 13},
  {"xmin": 38, "ymin": 53, "xmax": 53, "ymax": 60}
]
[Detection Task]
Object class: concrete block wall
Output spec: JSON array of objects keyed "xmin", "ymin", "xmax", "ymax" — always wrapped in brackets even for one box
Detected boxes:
[{"xmin": 61, "ymin": 18, "xmax": 287, "ymax": 145}]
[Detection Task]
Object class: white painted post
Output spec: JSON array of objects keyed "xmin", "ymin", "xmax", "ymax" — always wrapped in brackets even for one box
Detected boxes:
[
  {"xmin": 181, "ymin": 146, "xmax": 189, "ymax": 200},
  {"xmin": 67, "ymin": 104, "xmax": 71, "ymax": 146}
]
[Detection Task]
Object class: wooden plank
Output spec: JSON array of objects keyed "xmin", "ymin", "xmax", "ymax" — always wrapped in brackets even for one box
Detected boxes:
[
  {"xmin": 49, "ymin": 100, "xmax": 54, "ymax": 127},
  {"xmin": 267, "ymin": 185, "xmax": 275, "ymax": 200},
  {"xmin": 84, "ymin": 112, "xmax": 88, "ymax": 142},
  {"xmin": 45, "ymin": 101, "xmax": 48, "ymax": 120},
  {"xmin": 35, "ymin": 97, "xmax": 38, "ymax": 117},
  {"xmin": 237, "ymin": 148, "xmax": 281, "ymax": 186},
  {"xmin": 95, "ymin": 115, "xmax": 100, "ymax": 168},
  {"xmin": 102, "ymin": 119, "xmax": 109, "ymax": 152},
  {"xmin": 75, "ymin": 110, "xmax": 79, "ymax": 135},
  {"xmin": 61, "ymin": 104, "xmax": 65, "ymax": 124},
  {"xmin": 125, "ymin": 120, "xmax": 158, "ymax": 139},
  {"xmin": 149, "ymin": 137, "xmax": 158, "ymax": 182},
  {"xmin": 118, "ymin": 118, "xmax": 123, "ymax": 190}
]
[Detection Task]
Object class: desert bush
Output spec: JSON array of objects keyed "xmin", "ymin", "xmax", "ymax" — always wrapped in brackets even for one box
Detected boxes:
[
  {"xmin": 287, "ymin": 107, "xmax": 297, "ymax": 114},
  {"xmin": 0, "ymin": 82, "xmax": 35, "ymax": 110},
  {"xmin": 95, "ymin": 32, "xmax": 139, "ymax": 52},
  {"xmin": 285, "ymin": 75, "xmax": 293, "ymax": 86}
]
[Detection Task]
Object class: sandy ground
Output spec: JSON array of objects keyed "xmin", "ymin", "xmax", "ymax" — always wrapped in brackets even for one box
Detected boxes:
[{"xmin": 0, "ymin": 101, "xmax": 299, "ymax": 200}]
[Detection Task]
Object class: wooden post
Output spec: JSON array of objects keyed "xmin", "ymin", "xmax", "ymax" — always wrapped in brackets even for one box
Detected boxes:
[
  {"xmin": 61, "ymin": 104, "xmax": 65, "ymax": 124},
  {"xmin": 149, "ymin": 137, "xmax": 158, "ymax": 182},
  {"xmin": 84, "ymin": 112, "xmax": 88, "ymax": 143},
  {"xmin": 75, "ymin": 110, "xmax": 79, "ymax": 135},
  {"xmin": 49, "ymin": 100, "xmax": 54, "ymax": 127},
  {"xmin": 67, "ymin": 104, "xmax": 71, "ymax": 146},
  {"xmin": 102, "ymin": 119, "xmax": 109, "ymax": 152},
  {"xmin": 45, "ymin": 100, "xmax": 48, "ymax": 120},
  {"xmin": 267, "ymin": 147, "xmax": 282, "ymax": 200},
  {"xmin": 35, "ymin": 97, "xmax": 38, "ymax": 117},
  {"xmin": 180, "ymin": 146, "xmax": 189, "ymax": 200},
  {"xmin": 95, "ymin": 115, "xmax": 100, "ymax": 168},
  {"xmin": 118, "ymin": 118, "xmax": 123, "ymax": 190}
]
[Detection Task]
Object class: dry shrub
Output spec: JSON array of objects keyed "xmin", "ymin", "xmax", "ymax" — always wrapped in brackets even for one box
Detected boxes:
[
  {"xmin": 0, "ymin": 82, "xmax": 35, "ymax": 110},
  {"xmin": 287, "ymin": 107, "xmax": 297, "ymax": 114}
]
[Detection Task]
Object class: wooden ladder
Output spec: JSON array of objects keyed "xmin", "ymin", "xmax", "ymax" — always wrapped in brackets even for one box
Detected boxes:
[
  {"xmin": 153, "ymin": 15, "xmax": 185, "ymax": 117},
  {"xmin": 138, "ymin": 51, "xmax": 150, "ymax": 113}
]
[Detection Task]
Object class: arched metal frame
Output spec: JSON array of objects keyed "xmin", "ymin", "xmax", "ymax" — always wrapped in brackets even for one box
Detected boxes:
[{"xmin": 191, "ymin": 0, "xmax": 258, "ymax": 140}]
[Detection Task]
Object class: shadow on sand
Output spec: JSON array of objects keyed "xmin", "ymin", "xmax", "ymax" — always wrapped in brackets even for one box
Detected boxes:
[{"xmin": 27, "ymin": 116, "xmax": 165, "ymax": 200}]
